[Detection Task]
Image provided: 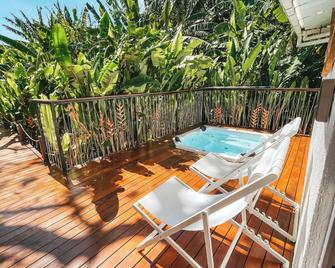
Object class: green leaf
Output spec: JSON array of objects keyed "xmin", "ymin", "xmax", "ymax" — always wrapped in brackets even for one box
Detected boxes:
[
  {"xmin": 242, "ymin": 43, "xmax": 262, "ymax": 73},
  {"xmin": 100, "ymin": 12, "xmax": 110, "ymax": 38},
  {"xmin": 176, "ymin": 38, "xmax": 203, "ymax": 62},
  {"xmin": 226, "ymin": 40, "xmax": 233, "ymax": 56},
  {"xmin": 300, "ymin": 76, "xmax": 309, "ymax": 88},
  {"xmin": 233, "ymin": 0, "xmax": 246, "ymax": 29},
  {"xmin": 285, "ymin": 56, "xmax": 301, "ymax": 78},
  {"xmin": 6, "ymin": 77, "xmax": 20, "ymax": 97},
  {"xmin": 77, "ymin": 52, "xmax": 88, "ymax": 64},
  {"xmin": 139, "ymin": 60, "xmax": 148, "ymax": 74},
  {"xmin": 227, "ymin": 56, "xmax": 237, "ymax": 85},
  {"xmin": 52, "ymin": 23, "xmax": 72, "ymax": 66},
  {"xmin": 230, "ymin": 10, "xmax": 236, "ymax": 30},
  {"xmin": 188, "ymin": 12, "xmax": 207, "ymax": 21},
  {"xmin": 167, "ymin": 69, "xmax": 184, "ymax": 91},
  {"xmin": 178, "ymin": 55, "xmax": 213, "ymax": 69},
  {"xmin": 31, "ymin": 81, "xmax": 40, "ymax": 97},
  {"xmin": 98, "ymin": 62, "xmax": 119, "ymax": 94},
  {"xmin": 151, "ymin": 48, "xmax": 165, "ymax": 67},
  {"xmin": 14, "ymin": 63, "xmax": 27, "ymax": 82},
  {"xmin": 162, "ymin": 0, "xmax": 171, "ymax": 28},
  {"xmin": 39, "ymin": 95, "xmax": 57, "ymax": 147},
  {"xmin": 61, "ymin": 132, "xmax": 71, "ymax": 153},
  {"xmin": 273, "ymin": 5, "xmax": 288, "ymax": 23},
  {"xmin": 123, "ymin": 74, "xmax": 159, "ymax": 88},
  {"xmin": 66, "ymin": 64, "xmax": 91, "ymax": 91},
  {"xmin": 86, "ymin": 3, "xmax": 101, "ymax": 20},
  {"xmin": 214, "ymin": 22, "xmax": 229, "ymax": 35},
  {"xmin": 172, "ymin": 26, "xmax": 183, "ymax": 55},
  {"xmin": 0, "ymin": 34, "xmax": 37, "ymax": 56}
]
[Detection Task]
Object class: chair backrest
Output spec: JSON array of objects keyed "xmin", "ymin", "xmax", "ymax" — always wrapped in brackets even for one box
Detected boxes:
[
  {"xmin": 203, "ymin": 134, "xmax": 291, "ymax": 193},
  {"xmin": 244, "ymin": 137, "xmax": 290, "ymax": 202},
  {"xmin": 239, "ymin": 117, "xmax": 300, "ymax": 162},
  {"xmin": 249, "ymin": 137, "xmax": 290, "ymax": 181},
  {"xmin": 273, "ymin": 117, "xmax": 301, "ymax": 139},
  {"xmin": 207, "ymin": 137, "xmax": 290, "ymax": 214}
]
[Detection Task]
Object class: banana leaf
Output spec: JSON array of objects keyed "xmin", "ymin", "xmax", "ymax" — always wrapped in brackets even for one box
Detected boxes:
[{"xmin": 52, "ymin": 23, "xmax": 72, "ymax": 66}]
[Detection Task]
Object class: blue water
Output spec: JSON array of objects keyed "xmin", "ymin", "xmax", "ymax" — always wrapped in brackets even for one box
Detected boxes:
[{"xmin": 179, "ymin": 127, "xmax": 266, "ymax": 156}]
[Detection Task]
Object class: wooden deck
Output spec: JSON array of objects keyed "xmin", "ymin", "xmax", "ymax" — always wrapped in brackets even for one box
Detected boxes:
[{"xmin": 0, "ymin": 128, "xmax": 310, "ymax": 268}]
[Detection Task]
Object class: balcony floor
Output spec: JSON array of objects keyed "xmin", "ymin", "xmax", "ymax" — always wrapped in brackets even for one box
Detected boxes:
[{"xmin": 0, "ymin": 129, "xmax": 310, "ymax": 268}]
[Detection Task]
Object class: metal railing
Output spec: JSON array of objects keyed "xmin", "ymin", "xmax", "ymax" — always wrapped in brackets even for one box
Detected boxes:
[{"xmin": 32, "ymin": 87, "xmax": 320, "ymax": 173}]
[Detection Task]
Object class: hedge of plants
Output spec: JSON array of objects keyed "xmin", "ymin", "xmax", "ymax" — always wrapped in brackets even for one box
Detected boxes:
[{"xmin": 0, "ymin": 0, "xmax": 326, "ymax": 128}]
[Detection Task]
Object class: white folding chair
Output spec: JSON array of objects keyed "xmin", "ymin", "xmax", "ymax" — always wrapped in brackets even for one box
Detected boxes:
[
  {"xmin": 191, "ymin": 117, "xmax": 301, "ymax": 242},
  {"xmin": 234, "ymin": 117, "xmax": 301, "ymax": 163},
  {"xmin": 133, "ymin": 138, "xmax": 290, "ymax": 268}
]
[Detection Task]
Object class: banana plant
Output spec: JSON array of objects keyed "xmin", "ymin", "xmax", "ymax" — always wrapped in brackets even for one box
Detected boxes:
[{"xmin": 0, "ymin": 0, "xmax": 326, "ymax": 131}]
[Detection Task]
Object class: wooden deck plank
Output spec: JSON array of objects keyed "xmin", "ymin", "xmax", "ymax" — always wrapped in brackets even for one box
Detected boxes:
[
  {"xmin": 0, "ymin": 130, "xmax": 309, "ymax": 268},
  {"xmin": 26, "ymin": 156, "xmax": 198, "ymax": 267},
  {"xmin": 5, "ymin": 157, "xmax": 197, "ymax": 267},
  {"xmin": 0, "ymin": 145, "xmax": 176, "ymax": 228}
]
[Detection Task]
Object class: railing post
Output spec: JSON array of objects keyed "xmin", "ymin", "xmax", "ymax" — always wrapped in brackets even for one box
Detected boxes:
[
  {"xmin": 133, "ymin": 96, "xmax": 139, "ymax": 146},
  {"xmin": 38, "ymin": 136, "xmax": 47, "ymax": 161},
  {"xmin": 175, "ymin": 92, "xmax": 180, "ymax": 134},
  {"xmin": 202, "ymin": 89, "xmax": 206, "ymax": 124},
  {"xmin": 16, "ymin": 123, "xmax": 25, "ymax": 143},
  {"xmin": 316, "ymin": 79, "xmax": 335, "ymax": 122},
  {"xmin": 50, "ymin": 103, "xmax": 67, "ymax": 174},
  {"xmin": 35, "ymin": 103, "xmax": 49, "ymax": 164}
]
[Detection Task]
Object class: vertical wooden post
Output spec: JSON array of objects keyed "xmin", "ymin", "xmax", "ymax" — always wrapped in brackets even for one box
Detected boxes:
[
  {"xmin": 16, "ymin": 124, "xmax": 25, "ymax": 143},
  {"xmin": 35, "ymin": 103, "xmax": 49, "ymax": 164},
  {"xmin": 50, "ymin": 103, "xmax": 68, "ymax": 174},
  {"xmin": 202, "ymin": 90, "xmax": 206, "ymax": 124},
  {"xmin": 316, "ymin": 79, "xmax": 335, "ymax": 122},
  {"xmin": 175, "ymin": 92, "xmax": 180, "ymax": 134},
  {"xmin": 322, "ymin": 9, "xmax": 335, "ymax": 77},
  {"xmin": 38, "ymin": 136, "xmax": 47, "ymax": 162},
  {"xmin": 317, "ymin": 8, "xmax": 335, "ymax": 122}
]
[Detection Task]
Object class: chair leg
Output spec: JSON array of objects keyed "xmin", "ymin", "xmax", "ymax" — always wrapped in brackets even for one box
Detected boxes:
[
  {"xmin": 199, "ymin": 182, "xmax": 211, "ymax": 192},
  {"xmin": 191, "ymin": 167, "xmax": 226, "ymax": 194},
  {"xmin": 137, "ymin": 223, "xmax": 166, "ymax": 251},
  {"xmin": 201, "ymin": 183, "xmax": 226, "ymax": 194},
  {"xmin": 248, "ymin": 207, "xmax": 296, "ymax": 242},
  {"xmin": 220, "ymin": 222, "xmax": 244, "ymax": 267},
  {"xmin": 265, "ymin": 185, "xmax": 299, "ymax": 207},
  {"xmin": 202, "ymin": 211, "xmax": 214, "ymax": 268},
  {"xmin": 134, "ymin": 204, "xmax": 202, "ymax": 268},
  {"xmin": 165, "ymin": 236, "xmax": 202, "ymax": 268},
  {"xmin": 198, "ymin": 177, "xmax": 226, "ymax": 194},
  {"xmin": 229, "ymin": 219, "xmax": 290, "ymax": 268},
  {"xmin": 292, "ymin": 206, "xmax": 300, "ymax": 240},
  {"xmin": 251, "ymin": 190, "xmax": 262, "ymax": 208},
  {"xmin": 249, "ymin": 185, "xmax": 300, "ymax": 242}
]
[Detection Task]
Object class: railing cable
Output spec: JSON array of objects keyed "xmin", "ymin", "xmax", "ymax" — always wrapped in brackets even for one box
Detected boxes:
[{"xmin": 17, "ymin": 123, "xmax": 39, "ymax": 143}]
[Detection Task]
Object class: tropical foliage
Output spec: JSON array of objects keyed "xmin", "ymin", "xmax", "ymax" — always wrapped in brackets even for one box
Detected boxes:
[{"xmin": 0, "ymin": 0, "xmax": 326, "ymax": 126}]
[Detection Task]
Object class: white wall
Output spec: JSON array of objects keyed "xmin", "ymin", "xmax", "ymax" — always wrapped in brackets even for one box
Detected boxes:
[{"xmin": 293, "ymin": 71, "xmax": 335, "ymax": 267}]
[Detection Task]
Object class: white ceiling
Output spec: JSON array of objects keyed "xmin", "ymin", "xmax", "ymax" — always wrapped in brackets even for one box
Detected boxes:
[{"xmin": 280, "ymin": 0, "xmax": 335, "ymax": 46}]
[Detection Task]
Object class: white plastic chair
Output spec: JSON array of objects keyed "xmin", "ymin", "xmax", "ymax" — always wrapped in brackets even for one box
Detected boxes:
[
  {"xmin": 133, "ymin": 138, "xmax": 290, "ymax": 268},
  {"xmin": 190, "ymin": 117, "xmax": 301, "ymax": 242}
]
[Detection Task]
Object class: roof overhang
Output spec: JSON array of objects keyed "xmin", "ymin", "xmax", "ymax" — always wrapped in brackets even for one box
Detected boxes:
[{"xmin": 279, "ymin": 0, "xmax": 335, "ymax": 47}]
